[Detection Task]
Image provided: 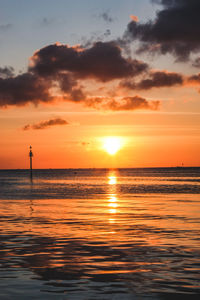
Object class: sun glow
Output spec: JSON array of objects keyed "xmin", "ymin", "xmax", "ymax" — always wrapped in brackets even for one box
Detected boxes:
[{"xmin": 102, "ymin": 137, "xmax": 123, "ymax": 155}]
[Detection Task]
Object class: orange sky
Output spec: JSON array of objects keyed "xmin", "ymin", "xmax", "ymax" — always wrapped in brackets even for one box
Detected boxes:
[{"xmin": 1, "ymin": 101, "xmax": 199, "ymax": 168}]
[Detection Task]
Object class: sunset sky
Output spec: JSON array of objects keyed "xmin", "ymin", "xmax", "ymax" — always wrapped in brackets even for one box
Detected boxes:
[{"xmin": 0, "ymin": 0, "xmax": 200, "ymax": 168}]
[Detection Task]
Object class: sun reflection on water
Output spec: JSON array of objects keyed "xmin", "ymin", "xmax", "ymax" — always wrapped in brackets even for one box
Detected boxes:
[
  {"xmin": 109, "ymin": 195, "xmax": 117, "ymax": 202},
  {"xmin": 108, "ymin": 202, "xmax": 118, "ymax": 208},
  {"xmin": 108, "ymin": 176, "xmax": 117, "ymax": 185},
  {"xmin": 0, "ymin": 169, "xmax": 200, "ymax": 298},
  {"xmin": 109, "ymin": 218, "xmax": 115, "ymax": 224},
  {"xmin": 109, "ymin": 208, "xmax": 117, "ymax": 214},
  {"xmin": 107, "ymin": 171, "xmax": 119, "ymax": 223}
]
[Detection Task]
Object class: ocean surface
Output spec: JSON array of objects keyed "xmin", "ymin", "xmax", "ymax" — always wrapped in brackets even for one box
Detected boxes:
[{"xmin": 0, "ymin": 168, "xmax": 200, "ymax": 299}]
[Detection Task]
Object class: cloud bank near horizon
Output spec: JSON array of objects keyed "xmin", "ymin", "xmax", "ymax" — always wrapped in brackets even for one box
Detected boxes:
[{"xmin": 0, "ymin": 41, "xmax": 160, "ymax": 111}]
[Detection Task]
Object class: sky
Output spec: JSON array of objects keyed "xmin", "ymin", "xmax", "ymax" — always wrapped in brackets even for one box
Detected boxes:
[{"xmin": 0, "ymin": 0, "xmax": 200, "ymax": 168}]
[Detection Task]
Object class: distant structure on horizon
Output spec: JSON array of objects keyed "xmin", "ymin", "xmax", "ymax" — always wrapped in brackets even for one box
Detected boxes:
[{"xmin": 29, "ymin": 145, "xmax": 33, "ymax": 181}]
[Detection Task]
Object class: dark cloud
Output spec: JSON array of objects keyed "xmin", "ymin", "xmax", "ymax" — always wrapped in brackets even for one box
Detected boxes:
[
  {"xmin": 56, "ymin": 72, "xmax": 78, "ymax": 93},
  {"xmin": 69, "ymin": 88, "xmax": 86, "ymax": 102},
  {"xmin": 99, "ymin": 11, "xmax": 114, "ymax": 23},
  {"xmin": 124, "ymin": 0, "xmax": 200, "ymax": 60},
  {"xmin": 30, "ymin": 42, "xmax": 148, "ymax": 82},
  {"xmin": 0, "ymin": 61, "xmax": 160, "ymax": 111},
  {"xmin": 23, "ymin": 118, "xmax": 69, "ymax": 130},
  {"xmin": 86, "ymin": 96, "xmax": 160, "ymax": 111},
  {"xmin": 0, "ymin": 42, "xmax": 162, "ymax": 110},
  {"xmin": 0, "ymin": 66, "xmax": 14, "ymax": 79},
  {"xmin": 121, "ymin": 71, "xmax": 184, "ymax": 90},
  {"xmin": 0, "ymin": 73, "xmax": 52, "ymax": 107},
  {"xmin": 192, "ymin": 57, "xmax": 200, "ymax": 68},
  {"xmin": 188, "ymin": 73, "xmax": 200, "ymax": 83},
  {"xmin": 104, "ymin": 29, "xmax": 111, "ymax": 37},
  {"xmin": 81, "ymin": 30, "xmax": 111, "ymax": 49},
  {"xmin": 0, "ymin": 65, "xmax": 85, "ymax": 107}
]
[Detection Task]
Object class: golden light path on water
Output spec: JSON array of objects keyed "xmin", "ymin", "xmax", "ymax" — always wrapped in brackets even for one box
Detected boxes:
[
  {"xmin": 107, "ymin": 172, "xmax": 118, "ymax": 223},
  {"xmin": 0, "ymin": 168, "xmax": 200, "ymax": 298}
]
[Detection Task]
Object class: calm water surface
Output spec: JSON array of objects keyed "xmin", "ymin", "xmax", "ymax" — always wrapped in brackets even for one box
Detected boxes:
[{"xmin": 0, "ymin": 168, "xmax": 200, "ymax": 299}]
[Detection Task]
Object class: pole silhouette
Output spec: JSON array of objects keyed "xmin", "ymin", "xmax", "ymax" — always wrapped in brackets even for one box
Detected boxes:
[{"xmin": 29, "ymin": 145, "xmax": 33, "ymax": 181}]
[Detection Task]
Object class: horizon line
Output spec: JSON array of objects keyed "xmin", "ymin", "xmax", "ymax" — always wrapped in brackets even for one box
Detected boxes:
[{"xmin": 0, "ymin": 166, "xmax": 200, "ymax": 171}]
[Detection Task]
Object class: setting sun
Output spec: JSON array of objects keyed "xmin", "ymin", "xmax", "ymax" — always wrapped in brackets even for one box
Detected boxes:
[{"xmin": 102, "ymin": 137, "xmax": 123, "ymax": 155}]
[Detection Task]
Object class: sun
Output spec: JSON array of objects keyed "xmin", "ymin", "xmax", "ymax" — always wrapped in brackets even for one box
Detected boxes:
[{"xmin": 102, "ymin": 137, "xmax": 122, "ymax": 155}]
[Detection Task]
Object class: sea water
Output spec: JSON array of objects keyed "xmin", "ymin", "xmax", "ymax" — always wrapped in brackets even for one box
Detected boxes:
[{"xmin": 0, "ymin": 168, "xmax": 200, "ymax": 299}]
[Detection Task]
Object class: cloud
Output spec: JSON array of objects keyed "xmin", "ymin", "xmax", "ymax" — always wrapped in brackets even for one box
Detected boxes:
[
  {"xmin": 99, "ymin": 11, "xmax": 114, "ymax": 23},
  {"xmin": 40, "ymin": 17, "xmax": 55, "ymax": 27},
  {"xmin": 0, "ymin": 66, "xmax": 14, "ymax": 79},
  {"xmin": 192, "ymin": 57, "xmax": 200, "ymax": 68},
  {"xmin": 121, "ymin": 71, "xmax": 184, "ymax": 90},
  {"xmin": 69, "ymin": 88, "xmax": 86, "ymax": 102},
  {"xmin": 30, "ymin": 42, "xmax": 148, "ymax": 82},
  {"xmin": 80, "ymin": 30, "xmax": 112, "ymax": 49},
  {"xmin": 86, "ymin": 96, "xmax": 160, "ymax": 111},
  {"xmin": 130, "ymin": 15, "xmax": 139, "ymax": 22},
  {"xmin": 104, "ymin": 29, "xmax": 111, "ymax": 37},
  {"xmin": 188, "ymin": 73, "xmax": 200, "ymax": 84},
  {"xmin": 0, "ymin": 73, "xmax": 52, "ymax": 107},
  {"xmin": 124, "ymin": 0, "xmax": 200, "ymax": 60},
  {"xmin": 23, "ymin": 118, "xmax": 69, "ymax": 130},
  {"xmin": 0, "ymin": 42, "xmax": 162, "ymax": 111}
]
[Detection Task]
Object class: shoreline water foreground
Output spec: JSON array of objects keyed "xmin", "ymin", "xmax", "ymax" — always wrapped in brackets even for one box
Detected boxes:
[{"xmin": 0, "ymin": 168, "xmax": 200, "ymax": 299}]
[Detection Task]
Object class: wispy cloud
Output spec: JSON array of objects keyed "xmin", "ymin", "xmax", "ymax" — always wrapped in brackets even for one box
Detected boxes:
[
  {"xmin": 23, "ymin": 118, "xmax": 69, "ymax": 130},
  {"xmin": 40, "ymin": 17, "xmax": 55, "ymax": 27},
  {"xmin": 98, "ymin": 11, "xmax": 114, "ymax": 23},
  {"xmin": 86, "ymin": 96, "xmax": 160, "ymax": 111},
  {"xmin": 120, "ymin": 71, "xmax": 184, "ymax": 90}
]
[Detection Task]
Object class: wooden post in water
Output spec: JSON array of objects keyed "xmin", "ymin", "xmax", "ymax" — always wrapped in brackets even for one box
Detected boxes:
[{"xmin": 29, "ymin": 145, "xmax": 33, "ymax": 181}]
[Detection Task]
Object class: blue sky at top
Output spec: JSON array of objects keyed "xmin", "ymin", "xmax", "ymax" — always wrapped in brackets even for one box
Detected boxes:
[{"xmin": 0, "ymin": 0, "xmax": 155, "ymax": 72}]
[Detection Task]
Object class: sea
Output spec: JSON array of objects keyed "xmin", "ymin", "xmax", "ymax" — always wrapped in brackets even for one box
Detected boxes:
[{"xmin": 0, "ymin": 167, "xmax": 199, "ymax": 299}]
